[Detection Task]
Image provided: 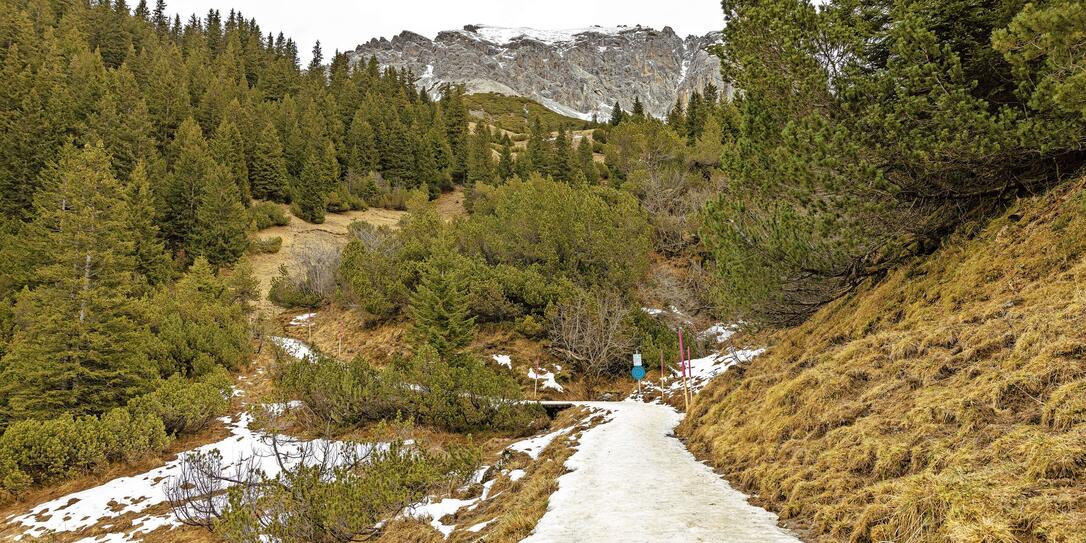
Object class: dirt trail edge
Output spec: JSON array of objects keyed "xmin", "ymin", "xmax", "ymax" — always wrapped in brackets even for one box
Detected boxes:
[{"xmin": 522, "ymin": 401, "xmax": 801, "ymax": 543}]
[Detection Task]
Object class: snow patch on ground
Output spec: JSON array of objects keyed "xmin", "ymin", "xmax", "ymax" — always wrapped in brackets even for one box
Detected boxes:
[
  {"xmin": 288, "ymin": 312, "xmax": 316, "ymax": 326},
  {"xmin": 270, "ymin": 336, "xmax": 317, "ymax": 361},
  {"xmin": 507, "ymin": 426, "xmax": 573, "ymax": 460},
  {"xmin": 508, "ymin": 469, "xmax": 526, "ymax": 482},
  {"xmin": 467, "ymin": 519, "xmax": 495, "ymax": 532},
  {"xmin": 699, "ymin": 323, "xmax": 738, "ymax": 344},
  {"xmin": 528, "ymin": 367, "xmax": 563, "ymax": 392},
  {"xmin": 491, "ymin": 354, "xmax": 512, "ymax": 369},
  {"xmin": 10, "ymin": 411, "xmax": 367, "ymax": 542},
  {"xmin": 406, "ymin": 497, "xmax": 477, "ymax": 538},
  {"xmin": 521, "ymin": 401, "xmax": 801, "ymax": 542}
]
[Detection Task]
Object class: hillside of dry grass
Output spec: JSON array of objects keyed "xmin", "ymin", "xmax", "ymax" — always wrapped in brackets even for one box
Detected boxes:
[{"xmin": 680, "ymin": 178, "xmax": 1086, "ymax": 542}]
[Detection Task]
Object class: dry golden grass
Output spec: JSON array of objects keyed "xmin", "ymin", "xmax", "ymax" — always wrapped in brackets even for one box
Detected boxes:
[
  {"xmin": 679, "ymin": 177, "xmax": 1086, "ymax": 542},
  {"xmin": 373, "ymin": 407, "xmax": 601, "ymax": 543}
]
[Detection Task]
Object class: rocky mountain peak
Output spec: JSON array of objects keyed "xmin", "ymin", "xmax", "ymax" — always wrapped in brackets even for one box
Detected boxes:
[{"xmin": 347, "ymin": 24, "xmax": 728, "ymax": 120}]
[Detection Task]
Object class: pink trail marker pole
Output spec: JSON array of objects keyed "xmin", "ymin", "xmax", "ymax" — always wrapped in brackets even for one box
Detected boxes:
[{"xmin": 678, "ymin": 329, "xmax": 690, "ymax": 411}]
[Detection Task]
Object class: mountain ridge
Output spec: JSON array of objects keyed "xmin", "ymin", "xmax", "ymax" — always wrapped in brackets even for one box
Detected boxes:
[{"xmin": 347, "ymin": 24, "xmax": 728, "ymax": 120}]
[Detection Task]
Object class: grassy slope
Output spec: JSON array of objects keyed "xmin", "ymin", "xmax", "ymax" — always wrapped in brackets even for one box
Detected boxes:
[
  {"xmin": 464, "ymin": 93, "xmax": 593, "ymax": 134},
  {"xmin": 680, "ymin": 178, "xmax": 1086, "ymax": 542}
]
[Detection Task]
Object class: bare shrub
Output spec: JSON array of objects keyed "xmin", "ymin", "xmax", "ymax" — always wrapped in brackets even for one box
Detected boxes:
[
  {"xmin": 547, "ymin": 290, "xmax": 635, "ymax": 392},
  {"xmin": 268, "ymin": 241, "xmax": 342, "ymax": 308}
]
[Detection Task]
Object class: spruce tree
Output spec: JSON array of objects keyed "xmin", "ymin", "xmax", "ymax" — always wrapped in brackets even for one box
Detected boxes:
[
  {"xmin": 250, "ymin": 122, "xmax": 290, "ymax": 202},
  {"xmin": 162, "ymin": 118, "xmax": 217, "ymax": 254},
  {"xmin": 632, "ymin": 96, "xmax": 645, "ymax": 119},
  {"xmin": 551, "ymin": 126, "xmax": 573, "ymax": 182},
  {"xmin": 293, "ymin": 148, "xmax": 329, "ymax": 223},
  {"xmin": 192, "ymin": 164, "xmax": 248, "ymax": 267},
  {"xmin": 577, "ymin": 137, "xmax": 598, "ymax": 185},
  {"xmin": 609, "ymin": 101, "xmax": 625, "ymax": 126},
  {"xmin": 666, "ymin": 98, "xmax": 685, "ymax": 131},
  {"xmin": 346, "ymin": 109, "xmax": 379, "ymax": 175},
  {"xmin": 467, "ymin": 125, "xmax": 496, "ymax": 185},
  {"xmin": 441, "ymin": 85, "xmax": 469, "ymax": 184},
  {"xmin": 408, "ymin": 256, "xmax": 476, "ymax": 359},
  {"xmin": 125, "ymin": 162, "xmax": 173, "ymax": 289},
  {"xmin": 0, "ymin": 144, "xmax": 155, "ymax": 422},
  {"xmin": 497, "ymin": 139, "xmax": 515, "ymax": 181},
  {"xmin": 211, "ymin": 119, "xmax": 250, "ymax": 203}
]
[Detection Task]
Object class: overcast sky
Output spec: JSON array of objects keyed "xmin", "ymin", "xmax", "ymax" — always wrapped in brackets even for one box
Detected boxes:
[{"xmin": 162, "ymin": 0, "xmax": 726, "ymax": 62}]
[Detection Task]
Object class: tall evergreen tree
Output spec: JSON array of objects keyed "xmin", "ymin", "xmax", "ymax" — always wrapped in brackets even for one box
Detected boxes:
[
  {"xmin": 441, "ymin": 85, "xmax": 469, "ymax": 184},
  {"xmin": 124, "ymin": 161, "xmax": 173, "ymax": 289},
  {"xmin": 632, "ymin": 96, "xmax": 645, "ymax": 119},
  {"xmin": 497, "ymin": 139, "xmax": 515, "ymax": 181},
  {"xmin": 609, "ymin": 101, "xmax": 625, "ymax": 126},
  {"xmin": 577, "ymin": 136, "xmax": 598, "ymax": 185},
  {"xmin": 191, "ymin": 165, "xmax": 248, "ymax": 267},
  {"xmin": 0, "ymin": 144, "xmax": 155, "ymax": 423},
  {"xmin": 408, "ymin": 256, "xmax": 476, "ymax": 359},
  {"xmin": 250, "ymin": 122, "xmax": 290, "ymax": 202},
  {"xmin": 210, "ymin": 119, "xmax": 250, "ymax": 203},
  {"xmin": 551, "ymin": 126, "xmax": 574, "ymax": 182},
  {"xmin": 162, "ymin": 118, "xmax": 215, "ymax": 254}
]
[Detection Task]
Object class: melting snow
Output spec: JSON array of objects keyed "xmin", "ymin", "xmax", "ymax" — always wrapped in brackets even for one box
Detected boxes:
[
  {"xmin": 520, "ymin": 401, "xmax": 801, "ymax": 542},
  {"xmin": 467, "ymin": 519, "xmax": 496, "ymax": 532},
  {"xmin": 270, "ymin": 336, "xmax": 316, "ymax": 361},
  {"xmin": 508, "ymin": 469, "xmax": 526, "ymax": 482},
  {"xmin": 699, "ymin": 323, "xmax": 738, "ymax": 344},
  {"xmin": 508, "ymin": 426, "xmax": 572, "ymax": 459},
  {"xmin": 491, "ymin": 354, "xmax": 512, "ymax": 369},
  {"xmin": 10, "ymin": 412, "xmax": 369, "ymax": 542},
  {"xmin": 288, "ymin": 313, "xmax": 316, "ymax": 326},
  {"xmin": 528, "ymin": 368, "xmax": 563, "ymax": 392}
]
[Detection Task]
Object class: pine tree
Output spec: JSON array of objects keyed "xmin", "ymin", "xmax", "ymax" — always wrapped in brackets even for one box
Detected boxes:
[
  {"xmin": 85, "ymin": 65, "xmax": 155, "ymax": 179},
  {"xmin": 125, "ymin": 162, "xmax": 173, "ymax": 289},
  {"xmin": 250, "ymin": 122, "xmax": 290, "ymax": 202},
  {"xmin": 685, "ymin": 91, "xmax": 705, "ymax": 144},
  {"xmin": 346, "ymin": 109, "xmax": 379, "ymax": 175},
  {"xmin": 408, "ymin": 256, "xmax": 476, "ymax": 358},
  {"xmin": 523, "ymin": 117, "xmax": 550, "ymax": 174},
  {"xmin": 497, "ymin": 139, "xmax": 515, "ymax": 181},
  {"xmin": 441, "ymin": 85, "xmax": 469, "ymax": 184},
  {"xmin": 293, "ymin": 145, "xmax": 330, "ymax": 223},
  {"xmin": 307, "ymin": 40, "xmax": 324, "ymax": 84},
  {"xmin": 551, "ymin": 126, "xmax": 573, "ymax": 182},
  {"xmin": 0, "ymin": 144, "xmax": 155, "ymax": 422},
  {"xmin": 577, "ymin": 136, "xmax": 598, "ymax": 185},
  {"xmin": 666, "ymin": 97, "xmax": 685, "ymax": 131},
  {"xmin": 210, "ymin": 119, "xmax": 250, "ymax": 203},
  {"xmin": 467, "ymin": 125, "xmax": 496, "ymax": 185},
  {"xmin": 609, "ymin": 101, "xmax": 625, "ymax": 126},
  {"xmin": 191, "ymin": 165, "xmax": 248, "ymax": 267},
  {"xmin": 632, "ymin": 96, "xmax": 645, "ymax": 119},
  {"xmin": 162, "ymin": 118, "xmax": 216, "ymax": 255}
]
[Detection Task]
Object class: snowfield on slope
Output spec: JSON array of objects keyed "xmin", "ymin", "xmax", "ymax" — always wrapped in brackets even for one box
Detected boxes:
[{"xmin": 521, "ymin": 401, "xmax": 800, "ymax": 543}]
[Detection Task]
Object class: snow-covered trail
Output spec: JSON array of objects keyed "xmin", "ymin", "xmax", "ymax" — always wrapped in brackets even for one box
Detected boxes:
[{"xmin": 522, "ymin": 401, "xmax": 800, "ymax": 543}]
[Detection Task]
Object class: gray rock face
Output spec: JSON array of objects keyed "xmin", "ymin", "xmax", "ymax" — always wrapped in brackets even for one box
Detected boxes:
[{"xmin": 347, "ymin": 25, "xmax": 728, "ymax": 120}]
